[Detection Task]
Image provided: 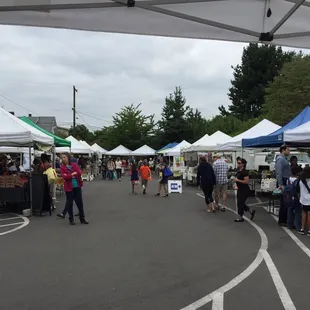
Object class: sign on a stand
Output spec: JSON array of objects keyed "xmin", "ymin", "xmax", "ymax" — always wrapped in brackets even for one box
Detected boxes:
[{"xmin": 168, "ymin": 180, "xmax": 182, "ymax": 194}]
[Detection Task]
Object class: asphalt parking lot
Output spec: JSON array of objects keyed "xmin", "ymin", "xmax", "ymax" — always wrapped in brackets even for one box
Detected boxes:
[{"xmin": 0, "ymin": 177, "xmax": 309, "ymax": 310}]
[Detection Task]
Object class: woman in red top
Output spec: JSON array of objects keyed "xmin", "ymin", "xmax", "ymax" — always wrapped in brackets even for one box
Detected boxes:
[{"xmin": 60, "ymin": 153, "xmax": 89, "ymax": 225}]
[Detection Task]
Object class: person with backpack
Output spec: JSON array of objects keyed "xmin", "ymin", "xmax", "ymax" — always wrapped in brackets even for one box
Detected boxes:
[
  {"xmin": 296, "ymin": 166, "xmax": 310, "ymax": 236},
  {"xmin": 284, "ymin": 166, "xmax": 302, "ymax": 231}
]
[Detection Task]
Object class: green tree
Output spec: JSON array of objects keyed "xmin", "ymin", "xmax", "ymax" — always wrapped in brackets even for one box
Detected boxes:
[
  {"xmin": 97, "ymin": 104, "xmax": 155, "ymax": 150},
  {"xmin": 184, "ymin": 108, "xmax": 207, "ymax": 143},
  {"xmin": 263, "ymin": 56, "xmax": 310, "ymax": 126},
  {"xmin": 220, "ymin": 43, "xmax": 295, "ymax": 120},
  {"xmin": 159, "ymin": 86, "xmax": 188, "ymax": 145},
  {"xmin": 69, "ymin": 124, "xmax": 94, "ymax": 142}
]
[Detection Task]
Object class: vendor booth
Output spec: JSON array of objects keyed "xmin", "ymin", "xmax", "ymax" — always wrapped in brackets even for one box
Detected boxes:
[
  {"xmin": 0, "ymin": 108, "xmax": 54, "ymax": 215},
  {"xmin": 242, "ymin": 107, "xmax": 310, "ymax": 148},
  {"xmin": 218, "ymin": 119, "xmax": 281, "ymax": 151},
  {"xmin": 132, "ymin": 145, "xmax": 156, "ymax": 157},
  {"xmin": 92, "ymin": 143, "xmax": 108, "ymax": 156},
  {"xmin": 107, "ymin": 145, "xmax": 132, "ymax": 156}
]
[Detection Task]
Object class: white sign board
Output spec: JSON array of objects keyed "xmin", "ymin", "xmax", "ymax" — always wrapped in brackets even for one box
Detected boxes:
[{"xmin": 168, "ymin": 180, "xmax": 182, "ymax": 194}]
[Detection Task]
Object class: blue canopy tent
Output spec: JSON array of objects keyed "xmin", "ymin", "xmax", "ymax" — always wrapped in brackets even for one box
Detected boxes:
[
  {"xmin": 242, "ymin": 107, "xmax": 310, "ymax": 148},
  {"xmin": 157, "ymin": 142, "xmax": 178, "ymax": 153}
]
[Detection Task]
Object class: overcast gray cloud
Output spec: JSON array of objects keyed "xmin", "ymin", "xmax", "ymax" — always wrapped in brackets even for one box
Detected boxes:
[{"xmin": 1, "ymin": 24, "xmax": 248, "ymax": 130}]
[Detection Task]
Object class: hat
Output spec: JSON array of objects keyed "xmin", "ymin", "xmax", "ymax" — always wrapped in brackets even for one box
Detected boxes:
[{"xmin": 213, "ymin": 153, "xmax": 222, "ymax": 158}]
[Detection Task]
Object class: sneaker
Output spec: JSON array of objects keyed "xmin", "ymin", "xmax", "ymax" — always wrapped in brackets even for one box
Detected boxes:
[
  {"xmin": 221, "ymin": 207, "xmax": 226, "ymax": 212},
  {"xmin": 298, "ymin": 229, "xmax": 305, "ymax": 235},
  {"xmin": 234, "ymin": 218, "xmax": 245, "ymax": 222},
  {"xmin": 307, "ymin": 231, "xmax": 310, "ymax": 237},
  {"xmin": 57, "ymin": 213, "xmax": 65, "ymax": 219},
  {"xmin": 143, "ymin": 189, "xmax": 146, "ymax": 195}
]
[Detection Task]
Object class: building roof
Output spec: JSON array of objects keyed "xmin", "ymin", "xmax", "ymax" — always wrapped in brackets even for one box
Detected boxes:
[{"xmin": 28, "ymin": 116, "xmax": 57, "ymax": 134}]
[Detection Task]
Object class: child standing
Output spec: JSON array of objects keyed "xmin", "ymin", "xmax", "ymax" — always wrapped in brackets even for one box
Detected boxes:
[
  {"xmin": 285, "ymin": 166, "xmax": 302, "ymax": 231},
  {"xmin": 130, "ymin": 164, "xmax": 139, "ymax": 195}
]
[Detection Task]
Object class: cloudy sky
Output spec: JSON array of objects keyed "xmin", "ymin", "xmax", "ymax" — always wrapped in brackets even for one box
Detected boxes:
[{"xmin": 0, "ymin": 25, "xmax": 296, "ymax": 131}]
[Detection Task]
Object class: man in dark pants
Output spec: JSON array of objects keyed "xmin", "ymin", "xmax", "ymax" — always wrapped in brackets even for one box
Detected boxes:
[{"xmin": 275, "ymin": 145, "xmax": 291, "ymax": 226}]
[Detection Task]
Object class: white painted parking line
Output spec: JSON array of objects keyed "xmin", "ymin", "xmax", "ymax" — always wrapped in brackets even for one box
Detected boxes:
[
  {"xmin": 183, "ymin": 193, "xmax": 296, "ymax": 310},
  {"xmin": 0, "ymin": 215, "xmax": 29, "ymax": 236},
  {"xmin": 0, "ymin": 222, "xmax": 23, "ymax": 228},
  {"xmin": 211, "ymin": 292, "xmax": 224, "ymax": 310},
  {"xmin": 270, "ymin": 214, "xmax": 310, "ymax": 259},
  {"xmin": 262, "ymin": 251, "xmax": 296, "ymax": 310},
  {"xmin": 0, "ymin": 216, "xmax": 20, "ymax": 222}
]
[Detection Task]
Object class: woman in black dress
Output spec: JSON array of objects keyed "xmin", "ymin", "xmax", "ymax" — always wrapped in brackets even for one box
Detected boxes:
[{"xmin": 234, "ymin": 158, "xmax": 256, "ymax": 222}]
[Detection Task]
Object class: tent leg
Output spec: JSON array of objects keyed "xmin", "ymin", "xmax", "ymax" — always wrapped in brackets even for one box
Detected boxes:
[{"xmin": 29, "ymin": 146, "xmax": 33, "ymax": 216}]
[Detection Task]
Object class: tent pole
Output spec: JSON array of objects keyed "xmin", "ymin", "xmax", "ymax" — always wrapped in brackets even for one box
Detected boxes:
[{"xmin": 29, "ymin": 146, "xmax": 33, "ymax": 216}]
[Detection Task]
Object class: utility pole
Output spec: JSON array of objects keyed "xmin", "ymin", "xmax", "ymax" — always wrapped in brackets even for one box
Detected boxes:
[{"xmin": 73, "ymin": 85, "xmax": 78, "ymax": 128}]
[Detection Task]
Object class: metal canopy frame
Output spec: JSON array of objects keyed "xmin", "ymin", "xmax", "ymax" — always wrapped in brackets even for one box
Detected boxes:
[{"xmin": 0, "ymin": 0, "xmax": 308, "ymax": 43}]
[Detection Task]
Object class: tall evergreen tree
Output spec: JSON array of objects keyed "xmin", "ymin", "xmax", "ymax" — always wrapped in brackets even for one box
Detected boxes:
[
  {"xmin": 159, "ymin": 87, "xmax": 188, "ymax": 145},
  {"xmin": 219, "ymin": 43, "xmax": 295, "ymax": 120}
]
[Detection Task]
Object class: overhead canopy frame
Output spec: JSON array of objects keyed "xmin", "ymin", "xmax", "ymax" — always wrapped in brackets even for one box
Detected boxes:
[{"xmin": 0, "ymin": 0, "xmax": 309, "ymax": 48}]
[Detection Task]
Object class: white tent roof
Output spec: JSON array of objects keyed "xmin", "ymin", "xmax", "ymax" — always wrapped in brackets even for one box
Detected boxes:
[
  {"xmin": 185, "ymin": 131, "xmax": 231, "ymax": 152},
  {"xmin": 0, "ymin": 107, "xmax": 54, "ymax": 146},
  {"xmin": 92, "ymin": 143, "xmax": 108, "ymax": 155},
  {"xmin": 132, "ymin": 144, "xmax": 156, "ymax": 156},
  {"xmin": 0, "ymin": 1, "xmax": 310, "ymax": 49},
  {"xmin": 218, "ymin": 119, "xmax": 281, "ymax": 151},
  {"xmin": 285, "ymin": 121, "xmax": 310, "ymax": 143},
  {"xmin": 192, "ymin": 133, "xmax": 210, "ymax": 146},
  {"xmin": 165, "ymin": 140, "xmax": 191, "ymax": 156},
  {"xmin": 56, "ymin": 136, "xmax": 94, "ymax": 154},
  {"xmin": 107, "ymin": 145, "xmax": 132, "ymax": 156}
]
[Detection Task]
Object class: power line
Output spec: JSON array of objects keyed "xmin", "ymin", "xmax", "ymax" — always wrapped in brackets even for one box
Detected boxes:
[
  {"xmin": 0, "ymin": 92, "xmax": 36, "ymax": 114},
  {"xmin": 77, "ymin": 110, "xmax": 113, "ymax": 124}
]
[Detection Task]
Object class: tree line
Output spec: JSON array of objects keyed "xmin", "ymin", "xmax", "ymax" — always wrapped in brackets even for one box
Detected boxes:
[{"xmin": 66, "ymin": 43, "xmax": 310, "ymax": 151}]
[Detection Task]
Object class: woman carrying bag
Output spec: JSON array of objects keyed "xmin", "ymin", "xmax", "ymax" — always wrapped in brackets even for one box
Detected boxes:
[
  {"xmin": 155, "ymin": 158, "xmax": 172, "ymax": 197},
  {"xmin": 60, "ymin": 153, "xmax": 89, "ymax": 225}
]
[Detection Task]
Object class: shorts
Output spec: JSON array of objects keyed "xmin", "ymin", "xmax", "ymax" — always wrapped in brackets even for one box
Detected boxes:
[
  {"xmin": 141, "ymin": 179, "xmax": 148, "ymax": 187},
  {"xmin": 214, "ymin": 183, "xmax": 228, "ymax": 197},
  {"xmin": 302, "ymin": 205, "xmax": 310, "ymax": 212},
  {"xmin": 159, "ymin": 177, "xmax": 168, "ymax": 185}
]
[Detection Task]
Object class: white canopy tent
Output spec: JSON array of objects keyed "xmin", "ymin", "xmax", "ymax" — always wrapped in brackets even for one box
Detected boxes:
[
  {"xmin": 184, "ymin": 131, "xmax": 231, "ymax": 152},
  {"xmin": 164, "ymin": 140, "xmax": 191, "ymax": 156},
  {"xmin": 132, "ymin": 145, "xmax": 156, "ymax": 156},
  {"xmin": 91, "ymin": 143, "xmax": 108, "ymax": 155},
  {"xmin": 284, "ymin": 121, "xmax": 310, "ymax": 143},
  {"xmin": 217, "ymin": 119, "xmax": 281, "ymax": 151},
  {"xmin": 107, "ymin": 145, "xmax": 132, "ymax": 156},
  {"xmin": 0, "ymin": 1, "xmax": 310, "ymax": 49},
  {"xmin": 56, "ymin": 136, "xmax": 94, "ymax": 154},
  {"xmin": 0, "ymin": 107, "xmax": 54, "ymax": 146}
]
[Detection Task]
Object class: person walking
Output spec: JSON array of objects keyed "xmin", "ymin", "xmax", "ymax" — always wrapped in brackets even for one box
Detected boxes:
[
  {"xmin": 155, "ymin": 158, "xmax": 170, "ymax": 197},
  {"xmin": 130, "ymin": 163, "xmax": 139, "ymax": 195},
  {"xmin": 275, "ymin": 144, "xmax": 291, "ymax": 226},
  {"xmin": 115, "ymin": 157, "xmax": 122, "ymax": 181},
  {"xmin": 140, "ymin": 160, "xmax": 151, "ymax": 194},
  {"xmin": 234, "ymin": 158, "xmax": 256, "ymax": 222},
  {"xmin": 60, "ymin": 153, "xmax": 89, "ymax": 225},
  {"xmin": 197, "ymin": 156, "xmax": 216, "ymax": 213},
  {"xmin": 212, "ymin": 153, "xmax": 229, "ymax": 212},
  {"xmin": 107, "ymin": 158, "xmax": 115, "ymax": 181}
]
